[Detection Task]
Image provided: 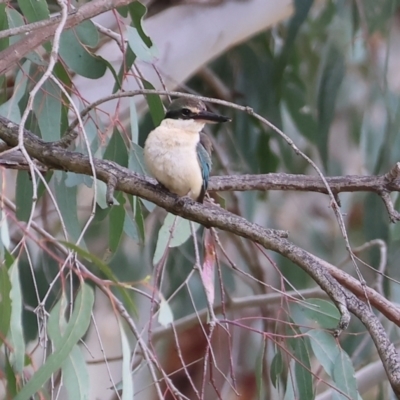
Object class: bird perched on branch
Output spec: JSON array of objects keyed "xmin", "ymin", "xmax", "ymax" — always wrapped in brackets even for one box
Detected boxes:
[{"xmin": 144, "ymin": 97, "xmax": 230, "ymax": 203}]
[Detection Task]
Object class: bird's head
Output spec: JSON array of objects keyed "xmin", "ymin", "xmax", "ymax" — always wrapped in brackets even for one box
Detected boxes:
[{"xmin": 165, "ymin": 98, "xmax": 231, "ymax": 124}]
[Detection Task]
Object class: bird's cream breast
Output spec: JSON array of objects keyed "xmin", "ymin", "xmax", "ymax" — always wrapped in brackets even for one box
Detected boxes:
[{"xmin": 144, "ymin": 121, "xmax": 204, "ymax": 199}]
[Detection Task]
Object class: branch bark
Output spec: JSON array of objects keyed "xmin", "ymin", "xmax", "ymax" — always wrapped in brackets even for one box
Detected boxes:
[{"xmin": 1, "ymin": 115, "xmax": 400, "ymax": 395}]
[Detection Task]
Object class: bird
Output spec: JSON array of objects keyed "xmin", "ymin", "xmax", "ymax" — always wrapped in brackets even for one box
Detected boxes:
[{"xmin": 144, "ymin": 97, "xmax": 230, "ymax": 203}]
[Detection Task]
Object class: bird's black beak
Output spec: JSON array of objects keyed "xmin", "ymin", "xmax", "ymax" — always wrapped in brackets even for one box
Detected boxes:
[{"xmin": 193, "ymin": 110, "xmax": 231, "ymax": 124}]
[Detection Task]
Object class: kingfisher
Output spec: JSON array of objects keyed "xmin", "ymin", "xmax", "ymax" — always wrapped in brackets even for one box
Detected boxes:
[{"xmin": 144, "ymin": 98, "xmax": 230, "ymax": 203}]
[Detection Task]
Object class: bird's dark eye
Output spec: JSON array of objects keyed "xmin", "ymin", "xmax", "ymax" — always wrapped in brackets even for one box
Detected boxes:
[{"xmin": 181, "ymin": 108, "xmax": 191, "ymax": 116}]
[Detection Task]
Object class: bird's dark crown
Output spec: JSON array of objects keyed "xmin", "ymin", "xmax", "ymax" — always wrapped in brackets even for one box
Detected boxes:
[{"xmin": 165, "ymin": 98, "xmax": 230, "ymax": 123}]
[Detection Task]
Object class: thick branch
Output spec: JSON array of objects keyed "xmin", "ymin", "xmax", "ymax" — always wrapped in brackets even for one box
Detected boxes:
[
  {"xmin": 1, "ymin": 148, "xmax": 400, "ymax": 196},
  {"xmin": 1, "ymin": 116, "xmax": 400, "ymax": 394}
]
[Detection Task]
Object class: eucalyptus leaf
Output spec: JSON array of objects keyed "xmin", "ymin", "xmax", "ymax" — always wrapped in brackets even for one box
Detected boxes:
[{"xmin": 15, "ymin": 284, "xmax": 94, "ymax": 400}]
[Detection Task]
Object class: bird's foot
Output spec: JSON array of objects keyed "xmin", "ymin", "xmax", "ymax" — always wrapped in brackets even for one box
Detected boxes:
[{"xmin": 174, "ymin": 195, "xmax": 191, "ymax": 208}]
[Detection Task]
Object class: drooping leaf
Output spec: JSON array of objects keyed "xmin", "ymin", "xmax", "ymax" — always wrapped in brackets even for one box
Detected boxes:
[
  {"xmin": 15, "ymin": 284, "xmax": 94, "ymax": 400},
  {"xmin": 296, "ymin": 299, "xmax": 341, "ymax": 330},
  {"xmin": 5, "ymin": 8, "xmax": 25, "ymax": 46},
  {"xmin": 308, "ymin": 329, "xmax": 339, "ymax": 377},
  {"xmin": 270, "ymin": 349, "xmax": 284, "ymax": 389},
  {"xmin": 128, "ymin": 142, "xmax": 147, "ymax": 175},
  {"xmin": 61, "ymin": 345, "xmax": 90, "ymax": 400},
  {"xmin": 8, "ymin": 261, "xmax": 25, "ymax": 374},
  {"xmin": 59, "ymin": 27, "xmax": 106, "ymax": 79},
  {"xmin": 284, "ymin": 72, "xmax": 317, "ymax": 143},
  {"xmin": 17, "ymin": 0, "xmax": 49, "ymax": 23},
  {"xmin": 134, "ymin": 196, "xmax": 145, "ymax": 243},
  {"xmin": 317, "ymin": 43, "xmax": 345, "ymax": 170},
  {"xmin": 255, "ymin": 339, "xmax": 266, "ymax": 398},
  {"xmin": 5, "ymin": 352, "xmax": 18, "ymax": 398},
  {"xmin": 289, "ymin": 334, "xmax": 313, "ymax": 400},
  {"xmin": 332, "ymin": 349, "xmax": 358, "ymax": 400},
  {"xmin": 118, "ymin": 319, "xmax": 134, "ymax": 400},
  {"xmin": 104, "ymin": 128, "xmax": 128, "ymax": 167},
  {"xmin": 123, "ymin": 212, "xmax": 139, "ymax": 242},
  {"xmin": 0, "ymin": 60, "xmax": 31, "ymax": 122},
  {"xmin": 33, "ymin": 79, "xmax": 62, "ymax": 141},
  {"xmin": 54, "ymin": 171, "xmax": 83, "ymax": 245},
  {"xmin": 0, "ymin": 4, "xmax": 9, "ymax": 51},
  {"xmin": 128, "ymin": 1, "xmax": 152, "ymax": 47},
  {"xmin": 153, "ymin": 214, "xmax": 200, "ymax": 264},
  {"xmin": 142, "ymin": 80, "xmax": 164, "ymax": 126},
  {"xmin": 130, "ymin": 98, "xmax": 139, "ymax": 144},
  {"xmin": 0, "ymin": 259, "xmax": 12, "ymax": 348},
  {"xmin": 15, "ymin": 171, "xmax": 33, "ymax": 223},
  {"xmin": 126, "ymin": 25, "xmax": 158, "ymax": 63},
  {"xmin": 109, "ymin": 194, "xmax": 126, "ymax": 253},
  {"xmin": 48, "ymin": 294, "xmax": 90, "ymax": 400}
]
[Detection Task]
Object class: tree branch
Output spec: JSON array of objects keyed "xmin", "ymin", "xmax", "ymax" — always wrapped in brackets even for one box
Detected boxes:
[{"xmin": 1, "ymin": 115, "xmax": 400, "ymax": 394}]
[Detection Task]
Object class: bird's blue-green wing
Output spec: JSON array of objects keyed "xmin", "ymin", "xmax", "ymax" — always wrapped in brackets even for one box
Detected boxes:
[{"xmin": 196, "ymin": 133, "xmax": 212, "ymax": 203}]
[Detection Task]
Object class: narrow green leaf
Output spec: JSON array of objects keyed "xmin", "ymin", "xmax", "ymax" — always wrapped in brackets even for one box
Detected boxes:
[
  {"xmin": 97, "ymin": 54, "xmax": 122, "ymax": 91},
  {"xmin": 109, "ymin": 195, "xmax": 126, "ymax": 253},
  {"xmin": 54, "ymin": 172, "xmax": 82, "ymax": 244},
  {"xmin": 15, "ymin": 284, "xmax": 94, "ymax": 400},
  {"xmin": 142, "ymin": 80, "xmax": 164, "ymax": 126},
  {"xmin": 17, "ymin": 0, "xmax": 49, "ymax": 22},
  {"xmin": 0, "ymin": 263, "xmax": 12, "ymax": 347},
  {"xmin": 270, "ymin": 350, "xmax": 284, "ymax": 389},
  {"xmin": 317, "ymin": 43, "xmax": 345, "ymax": 170},
  {"xmin": 255, "ymin": 339, "xmax": 266, "ymax": 398},
  {"xmin": 8, "ymin": 261, "xmax": 25, "ymax": 373},
  {"xmin": 0, "ymin": 4, "xmax": 9, "ymax": 51},
  {"xmin": 128, "ymin": 142, "xmax": 148, "ymax": 174},
  {"xmin": 123, "ymin": 212, "xmax": 139, "ymax": 242},
  {"xmin": 61, "ymin": 242, "xmax": 119, "ymax": 283},
  {"xmin": 5, "ymin": 8, "xmax": 25, "ymax": 46},
  {"xmin": 62, "ymin": 345, "xmax": 90, "ymax": 400},
  {"xmin": 256, "ymin": 133, "xmax": 279, "ymax": 173},
  {"xmin": 128, "ymin": 2, "xmax": 152, "ymax": 47},
  {"xmin": 283, "ymin": 72, "xmax": 317, "ymax": 143},
  {"xmin": 332, "ymin": 349, "xmax": 358, "ymax": 400},
  {"xmin": 308, "ymin": 329, "xmax": 339, "ymax": 377},
  {"xmin": 60, "ymin": 29, "xmax": 106, "ymax": 79},
  {"xmin": 126, "ymin": 25, "xmax": 158, "ymax": 63},
  {"xmin": 275, "ymin": 0, "xmax": 313, "ymax": 78},
  {"xmin": 290, "ymin": 298, "xmax": 340, "ymax": 330},
  {"xmin": 104, "ymin": 129, "xmax": 128, "ymax": 167},
  {"xmin": 289, "ymin": 334, "xmax": 313, "ymax": 400},
  {"xmin": 119, "ymin": 319, "xmax": 134, "ymax": 400},
  {"xmin": 5, "ymin": 352, "xmax": 18, "ymax": 398},
  {"xmin": 134, "ymin": 197, "xmax": 145, "ymax": 243},
  {"xmin": 130, "ymin": 98, "xmax": 139, "ymax": 144},
  {"xmin": 0, "ymin": 60, "xmax": 30, "ymax": 122},
  {"xmin": 16, "ymin": 172, "xmax": 33, "ymax": 222},
  {"xmin": 301, "ymin": 299, "xmax": 340, "ymax": 329},
  {"xmin": 75, "ymin": 20, "xmax": 99, "ymax": 47},
  {"xmin": 33, "ymin": 79, "xmax": 62, "ymax": 141},
  {"xmin": 48, "ymin": 295, "xmax": 90, "ymax": 400},
  {"xmin": 114, "ymin": 46, "xmax": 136, "ymax": 93},
  {"xmin": 284, "ymin": 359, "xmax": 296, "ymax": 400},
  {"xmin": 153, "ymin": 214, "xmax": 199, "ymax": 264}
]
